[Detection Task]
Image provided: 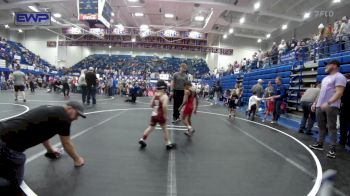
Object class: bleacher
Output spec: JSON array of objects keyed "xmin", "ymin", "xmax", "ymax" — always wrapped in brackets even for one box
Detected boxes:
[
  {"xmin": 317, "ymin": 51, "xmax": 350, "ymax": 82},
  {"xmin": 242, "ymin": 65, "xmax": 292, "ymax": 104},
  {"xmin": 72, "ymin": 54, "xmax": 210, "ymax": 76},
  {"xmin": 0, "ymin": 38, "xmax": 54, "ymax": 73}
]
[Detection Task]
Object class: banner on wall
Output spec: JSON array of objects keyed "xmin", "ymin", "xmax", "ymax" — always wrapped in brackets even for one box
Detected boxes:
[
  {"xmin": 0, "ymin": 59, "xmax": 6, "ymax": 68},
  {"xmin": 78, "ymin": 0, "xmax": 98, "ymax": 20}
]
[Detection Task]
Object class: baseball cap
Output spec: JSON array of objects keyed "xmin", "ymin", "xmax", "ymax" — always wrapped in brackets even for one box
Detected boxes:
[
  {"xmin": 156, "ymin": 80, "xmax": 167, "ymax": 90},
  {"xmin": 258, "ymin": 79, "xmax": 264, "ymax": 83},
  {"xmin": 66, "ymin": 101, "xmax": 86, "ymax": 118}
]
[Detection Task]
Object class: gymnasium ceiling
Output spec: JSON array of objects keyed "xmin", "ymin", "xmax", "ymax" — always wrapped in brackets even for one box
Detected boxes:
[{"xmin": 0, "ymin": 0, "xmax": 349, "ymax": 43}]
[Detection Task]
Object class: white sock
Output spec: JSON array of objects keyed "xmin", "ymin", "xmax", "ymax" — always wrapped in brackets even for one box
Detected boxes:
[{"xmin": 188, "ymin": 125, "xmax": 192, "ymax": 130}]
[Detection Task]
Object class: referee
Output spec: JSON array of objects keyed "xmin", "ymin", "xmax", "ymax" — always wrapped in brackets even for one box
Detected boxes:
[
  {"xmin": 0, "ymin": 101, "xmax": 85, "ymax": 192},
  {"xmin": 172, "ymin": 63, "xmax": 188, "ymax": 123}
]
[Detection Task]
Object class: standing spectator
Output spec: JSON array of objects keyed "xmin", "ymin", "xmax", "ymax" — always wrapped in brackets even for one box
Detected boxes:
[
  {"xmin": 85, "ymin": 67, "xmax": 98, "ymax": 105},
  {"xmin": 78, "ymin": 69, "xmax": 87, "ymax": 104},
  {"xmin": 258, "ymin": 50, "xmax": 264, "ymax": 68},
  {"xmin": 299, "ymin": 83, "xmax": 320, "ymax": 135},
  {"xmin": 271, "ymin": 42, "xmax": 278, "ymax": 65},
  {"xmin": 337, "ymin": 16, "xmax": 350, "ymax": 51},
  {"xmin": 235, "ymin": 83, "xmax": 243, "ymax": 108},
  {"xmin": 28, "ymin": 74, "xmax": 35, "ymax": 93},
  {"xmin": 271, "ymin": 77, "xmax": 287, "ymax": 124},
  {"xmin": 37, "ymin": 76, "xmax": 43, "ymax": 89},
  {"xmin": 251, "ymin": 79, "xmax": 264, "ymax": 98},
  {"xmin": 262, "ymin": 81, "xmax": 274, "ymax": 122},
  {"xmin": 62, "ymin": 75, "xmax": 70, "ymax": 99},
  {"xmin": 213, "ymin": 80, "xmax": 222, "ymax": 105},
  {"xmin": 339, "ymin": 74, "xmax": 350, "ymax": 147},
  {"xmin": 172, "ymin": 63, "xmax": 188, "ymax": 123},
  {"xmin": 12, "ymin": 65, "xmax": 26, "ymax": 102},
  {"xmin": 251, "ymin": 79, "xmax": 264, "ymax": 110},
  {"xmin": 309, "ymin": 60, "xmax": 347, "ymax": 159}
]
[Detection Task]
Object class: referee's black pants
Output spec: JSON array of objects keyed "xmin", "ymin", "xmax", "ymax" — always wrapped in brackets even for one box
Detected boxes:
[{"xmin": 173, "ymin": 90, "xmax": 184, "ymax": 120}]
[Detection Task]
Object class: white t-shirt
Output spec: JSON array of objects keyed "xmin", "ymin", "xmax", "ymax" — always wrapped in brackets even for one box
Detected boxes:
[
  {"xmin": 339, "ymin": 22, "xmax": 350, "ymax": 35},
  {"xmin": 248, "ymin": 95, "xmax": 262, "ymax": 110}
]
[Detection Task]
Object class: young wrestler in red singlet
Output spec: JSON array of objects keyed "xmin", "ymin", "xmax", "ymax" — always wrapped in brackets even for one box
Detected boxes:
[
  {"xmin": 179, "ymin": 81, "xmax": 198, "ymax": 136},
  {"xmin": 139, "ymin": 80, "xmax": 175, "ymax": 150}
]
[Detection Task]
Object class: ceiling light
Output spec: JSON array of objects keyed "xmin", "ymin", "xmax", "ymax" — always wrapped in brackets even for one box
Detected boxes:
[
  {"xmin": 165, "ymin": 13, "xmax": 174, "ymax": 18},
  {"xmin": 18, "ymin": 29, "xmax": 23, "ymax": 33},
  {"xmin": 131, "ymin": 38, "xmax": 136, "ymax": 42},
  {"xmin": 109, "ymin": 45, "xmax": 112, "ymax": 49},
  {"xmin": 223, "ymin": 34, "xmax": 227, "ymax": 39},
  {"xmin": 303, "ymin": 12, "xmax": 310, "ymax": 19},
  {"xmin": 53, "ymin": 13, "xmax": 61, "ymax": 18},
  {"xmin": 257, "ymin": 39, "xmax": 262, "ymax": 43},
  {"xmin": 282, "ymin": 24, "xmax": 288, "ymax": 30},
  {"xmin": 28, "ymin": 5, "xmax": 39, "ymax": 12},
  {"xmin": 134, "ymin": 12, "xmax": 144, "ymax": 17},
  {"xmin": 4, "ymin": 24, "xmax": 9, "ymax": 29},
  {"xmin": 333, "ymin": 0, "xmax": 341, "ymax": 3},
  {"xmin": 194, "ymin": 16, "xmax": 205, "ymax": 21},
  {"xmin": 128, "ymin": 0, "xmax": 139, "ymax": 2},
  {"xmin": 266, "ymin": 33, "xmax": 271, "ymax": 38},
  {"xmin": 140, "ymin": 24, "xmax": 149, "ymax": 30},
  {"xmin": 111, "ymin": 12, "xmax": 115, "ymax": 16},
  {"xmin": 239, "ymin": 17, "xmax": 245, "ymax": 24},
  {"xmin": 254, "ymin": 2, "xmax": 260, "ymax": 10},
  {"xmin": 229, "ymin": 28, "xmax": 234, "ymax": 34}
]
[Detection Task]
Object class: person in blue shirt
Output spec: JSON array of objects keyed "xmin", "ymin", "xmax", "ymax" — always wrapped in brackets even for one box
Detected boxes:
[{"xmin": 270, "ymin": 77, "xmax": 287, "ymax": 124}]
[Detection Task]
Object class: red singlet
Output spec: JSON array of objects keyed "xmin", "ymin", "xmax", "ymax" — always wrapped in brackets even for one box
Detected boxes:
[
  {"xmin": 150, "ymin": 95, "xmax": 166, "ymax": 126},
  {"xmin": 183, "ymin": 90, "xmax": 195, "ymax": 116}
]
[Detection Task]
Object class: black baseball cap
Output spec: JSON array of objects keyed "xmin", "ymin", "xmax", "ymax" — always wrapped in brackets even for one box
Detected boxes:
[
  {"xmin": 156, "ymin": 80, "xmax": 167, "ymax": 90},
  {"xmin": 66, "ymin": 101, "xmax": 86, "ymax": 118},
  {"xmin": 326, "ymin": 60, "xmax": 341, "ymax": 67}
]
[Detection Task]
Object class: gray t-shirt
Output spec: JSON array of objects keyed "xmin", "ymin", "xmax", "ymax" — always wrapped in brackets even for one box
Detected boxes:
[
  {"xmin": 173, "ymin": 72, "xmax": 188, "ymax": 90},
  {"xmin": 252, "ymin": 83, "xmax": 264, "ymax": 97},
  {"xmin": 12, "ymin": 71, "xmax": 26, "ymax": 86},
  {"xmin": 301, "ymin": 88, "xmax": 320, "ymax": 103}
]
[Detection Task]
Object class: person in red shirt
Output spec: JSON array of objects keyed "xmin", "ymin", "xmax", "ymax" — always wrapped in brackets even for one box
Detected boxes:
[
  {"xmin": 179, "ymin": 81, "xmax": 198, "ymax": 136},
  {"xmin": 138, "ymin": 80, "xmax": 175, "ymax": 150}
]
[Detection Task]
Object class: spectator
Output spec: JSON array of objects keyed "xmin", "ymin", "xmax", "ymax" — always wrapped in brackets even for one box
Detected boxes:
[
  {"xmin": 263, "ymin": 81, "xmax": 274, "ymax": 122},
  {"xmin": 309, "ymin": 60, "xmax": 347, "ymax": 159},
  {"xmin": 258, "ymin": 50, "xmax": 263, "ymax": 68},
  {"xmin": 278, "ymin": 40, "xmax": 287, "ymax": 58},
  {"xmin": 85, "ymin": 67, "xmax": 98, "ymax": 105},
  {"xmin": 337, "ymin": 16, "xmax": 350, "ymax": 51},
  {"xmin": 78, "ymin": 70, "xmax": 87, "ymax": 104},
  {"xmin": 62, "ymin": 75, "xmax": 70, "ymax": 99},
  {"xmin": 271, "ymin": 42, "xmax": 278, "ymax": 65},
  {"xmin": 271, "ymin": 77, "xmax": 287, "ymax": 124},
  {"xmin": 213, "ymin": 80, "xmax": 222, "ymax": 105},
  {"xmin": 251, "ymin": 79, "xmax": 264, "ymax": 98},
  {"xmin": 339, "ymin": 74, "xmax": 350, "ymax": 147},
  {"xmin": 299, "ymin": 83, "xmax": 320, "ymax": 135}
]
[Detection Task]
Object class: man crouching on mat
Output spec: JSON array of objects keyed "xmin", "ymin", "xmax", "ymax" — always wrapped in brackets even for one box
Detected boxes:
[{"xmin": 0, "ymin": 101, "xmax": 85, "ymax": 192}]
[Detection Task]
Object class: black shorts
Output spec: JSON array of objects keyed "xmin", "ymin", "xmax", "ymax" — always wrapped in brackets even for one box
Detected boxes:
[
  {"xmin": 14, "ymin": 85, "xmax": 25, "ymax": 92},
  {"xmin": 229, "ymin": 100, "xmax": 236, "ymax": 109}
]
